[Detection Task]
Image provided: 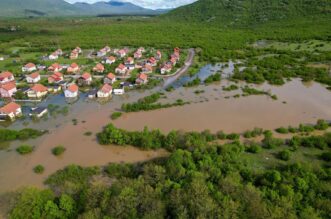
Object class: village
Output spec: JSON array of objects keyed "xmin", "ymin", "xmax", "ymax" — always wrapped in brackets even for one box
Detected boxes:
[{"xmin": 0, "ymin": 46, "xmax": 182, "ymax": 121}]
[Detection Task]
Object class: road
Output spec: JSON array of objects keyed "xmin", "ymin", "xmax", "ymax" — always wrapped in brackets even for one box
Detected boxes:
[{"xmin": 159, "ymin": 48, "xmax": 195, "ymax": 87}]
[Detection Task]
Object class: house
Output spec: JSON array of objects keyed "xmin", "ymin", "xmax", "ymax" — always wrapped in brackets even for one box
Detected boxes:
[
  {"xmin": 26, "ymin": 72, "xmax": 41, "ymax": 83},
  {"xmin": 0, "ymin": 71, "xmax": 15, "ymax": 84},
  {"xmin": 141, "ymin": 64, "xmax": 153, "ymax": 74},
  {"xmin": 138, "ymin": 47, "xmax": 145, "ymax": 53},
  {"xmin": 134, "ymin": 51, "xmax": 142, "ymax": 59},
  {"xmin": 117, "ymin": 49, "xmax": 127, "ymax": 58},
  {"xmin": 67, "ymin": 63, "xmax": 80, "ymax": 74},
  {"xmin": 22, "ymin": 63, "xmax": 37, "ymax": 72},
  {"xmin": 74, "ymin": 47, "xmax": 82, "ymax": 54},
  {"xmin": 125, "ymin": 57, "xmax": 134, "ymax": 65},
  {"xmin": 0, "ymin": 82, "xmax": 17, "ymax": 97},
  {"xmin": 87, "ymin": 89, "xmax": 98, "ymax": 99},
  {"xmin": 70, "ymin": 51, "xmax": 79, "ymax": 59},
  {"xmin": 27, "ymin": 84, "xmax": 48, "ymax": 98},
  {"xmin": 104, "ymin": 72, "xmax": 116, "ymax": 84},
  {"xmin": 97, "ymin": 49, "xmax": 107, "ymax": 57},
  {"xmin": 113, "ymin": 88, "xmax": 125, "ymax": 95},
  {"xmin": 78, "ymin": 72, "xmax": 92, "ymax": 86},
  {"xmin": 55, "ymin": 49, "xmax": 63, "ymax": 56},
  {"xmin": 136, "ymin": 73, "xmax": 148, "ymax": 85},
  {"xmin": 64, "ymin": 83, "xmax": 79, "ymax": 98},
  {"xmin": 148, "ymin": 57, "xmax": 157, "ymax": 66},
  {"xmin": 105, "ymin": 56, "xmax": 116, "ymax": 65},
  {"xmin": 104, "ymin": 46, "xmax": 111, "ymax": 53},
  {"xmin": 125, "ymin": 64, "xmax": 135, "ymax": 71},
  {"xmin": 170, "ymin": 57, "xmax": 177, "ymax": 65},
  {"xmin": 97, "ymin": 84, "xmax": 113, "ymax": 98},
  {"xmin": 93, "ymin": 63, "xmax": 105, "ymax": 73},
  {"xmin": 49, "ymin": 52, "xmax": 59, "ymax": 60},
  {"xmin": 29, "ymin": 107, "xmax": 48, "ymax": 118},
  {"xmin": 115, "ymin": 64, "xmax": 127, "ymax": 74},
  {"xmin": 160, "ymin": 63, "xmax": 172, "ymax": 74},
  {"xmin": 0, "ymin": 102, "xmax": 22, "ymax": 120},
  {"xmin": 48, "ymin": 72, "xmax": 63, "ymax": 84},
  {"xmin": 156, "ymin": 50, "xmax": 162, "ymax": 60},
  {"xmin": 48, "ymin": 63, "xmax": 62, "ymax": 72},
  {"xmin": 171, "ymin": 52, "xmax": 180, "ymax": 61},
  {"xmin": 47, "ymin": 85, "xmax": 62, "ymax": 93}
]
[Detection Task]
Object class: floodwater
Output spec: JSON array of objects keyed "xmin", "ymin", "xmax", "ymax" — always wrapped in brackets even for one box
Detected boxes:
[
  {"xmin": 114, "ymin": 79, "xmax": 331, "ymax": 133},
  {"xmin": 0, "ymin": 62, "xmax": 330, "ymax": 195}
]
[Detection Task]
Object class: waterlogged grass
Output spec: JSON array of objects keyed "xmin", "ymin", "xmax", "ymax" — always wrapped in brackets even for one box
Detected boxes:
[{"xmin": 16, "ymin": 145, "xmax": 34, "ymax": 155}]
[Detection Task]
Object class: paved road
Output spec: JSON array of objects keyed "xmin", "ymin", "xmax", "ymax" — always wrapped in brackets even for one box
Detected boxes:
[{"xmin": 159, "ymin": 48, "xmax": 195, "ymax": 87}]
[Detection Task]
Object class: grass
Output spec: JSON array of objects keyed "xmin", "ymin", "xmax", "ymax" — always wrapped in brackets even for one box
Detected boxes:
[
  {"xmin": 52, "ymin": 145, "xmax": 66, "ymax": 156},
  {"xmin": 84, "ymin": 131, "xmax": 92, "ymax": 136},
  {"xmin": 16, "ymin": 145, "xmax": 34, "ymax": 155}
]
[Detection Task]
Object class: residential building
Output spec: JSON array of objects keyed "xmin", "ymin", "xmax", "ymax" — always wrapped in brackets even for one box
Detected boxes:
[
  {"xmin": 78, "ymin": 72, "xmax": 92, "ymax": 86},
  {"xmin": 93, "ymin": 63, "xmax": 105, "ymax": 73},
  {"xmin": 104, "ymin": 72, "xmax": 116, "ymax": 84},
  {"xmin": 115, "ymin": 64, "xmax": 127, "ymax": 74},
  {"xmin": 64, "ymin": 83, "xmax": 79, "ymax": 98},
  {"xmin": 27, "ymin": 84, "xmax": 48, "ymax": 98},
  {"xmin": 22, "ymin": 63, "xmax": 37, "ymax": 72},
  {"xmin": 136, "ymin": 73, "xmax": 148, "ymax": 85},
  {"xmin": 0, "ymin": 82, "xmax": 17, "ymax": 97},
  {"xmin": 97, "ymin": 84, "xmax": 113, "ymax": 98},
  {"xmin": 26, "ymin": 72, "xmax": 41, "ymax": 83},
  {"xmin": 0, "ymin": 102, "xmax": 22, "ymax": 120},
  {"xmin": 0, "ymin": 71, "xmax": 15, "ymax": 84}
]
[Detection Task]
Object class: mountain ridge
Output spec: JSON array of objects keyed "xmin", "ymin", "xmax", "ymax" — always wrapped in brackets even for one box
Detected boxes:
[{"xmin": 0, "ymin": 0, "xmax": 167, "ymax": 17}]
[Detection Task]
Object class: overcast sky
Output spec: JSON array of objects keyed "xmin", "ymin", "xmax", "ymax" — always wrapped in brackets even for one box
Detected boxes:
[{"xmin": 65, "ymin": 0, "xmax": 197, "ymax": 9}]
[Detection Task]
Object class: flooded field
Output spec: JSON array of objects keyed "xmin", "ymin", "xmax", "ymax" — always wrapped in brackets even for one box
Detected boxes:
[{"xmin": 0, "ymin": 63, "xmax": 331, "ymax": 195}]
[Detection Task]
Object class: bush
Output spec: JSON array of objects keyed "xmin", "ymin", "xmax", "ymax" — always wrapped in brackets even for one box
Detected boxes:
[
  {"xmin": 226, "ymin": 133, "xmax": 240, "ymax": 140},
  {"xmin": 278, "ymin": 150, "xmax": 291, "ymax": 161},
  {"xmin": 52, "ymin": 145, "xmax": 66, "ymax": 156},
  {"xmin": 243, "ymin": 128, "xmax": 263, "ymax": 138},
  {"xmin": 33, "ymin": 165, "xmax": 45, "ymax": 174},
  {"xmin": 246, "ymin": 143, "xmax": 261, "ymax": 153},
  {"xmin": 16, "ymin": 145, "xmax": 34, "ymax": 155},
  {"xmin": 320, "ymin": 152, "xmax": 331, "ymax": 161},
  {"xmin": 111, "ymin": 112, "xmax": 122, "ymax": 120},
  {"xmin": 216, "ymin": 131, "xmax": 226, "ymax": 140},
  {"xmin": 275, "ymin": 127, "xmax": 289, "ymax": 134},
  {"xmin": 314, "ymin": 119, "xmax": 329, "ymax": 130},
  {"xmin": 84, "ymin": 131, "xmax": 92, "ymax": 136}
]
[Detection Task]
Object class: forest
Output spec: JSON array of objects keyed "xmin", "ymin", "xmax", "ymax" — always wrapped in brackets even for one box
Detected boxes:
[{"xmin": 8, "ymin": 122, "xmax": 331, "ymax": 218}]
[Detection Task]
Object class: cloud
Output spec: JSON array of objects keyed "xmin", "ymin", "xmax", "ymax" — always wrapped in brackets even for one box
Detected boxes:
[{"xmin": 65, "ymin": 0, "xmax": 197, "ymax": 9}]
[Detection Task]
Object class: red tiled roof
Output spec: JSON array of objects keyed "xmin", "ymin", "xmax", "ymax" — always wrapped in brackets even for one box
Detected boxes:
[
  {"xmin": 117, "ymin": 63, "xmax": 126, "ymax": 70},
  {"xmin": 107, "ymin": 73, "xmax": 115, "ymax": 79},
  {"xmin": 81, "ymin": 72, "xmax": 91, "ymax": 80},
  {"xmin": 28, "ymin": 72, "xmax": 40, "ymax": 79},
  {"xmin": 31, "ymin": 84, "xmax": 48, "ymax": 92},
  {"xmin": 0, "ymin": 71, "xmax": 13, "ymax": 80},
  {"xmin": 100, "ymin": 84, "xmax": 112, "ymax": 93},
  {"xmin": 108, "ymin": 56, "xmax": 116, "ymax": 61},
  {"xmin": 25, "ymin": 63, "xmax": 36, "ymax": 68},
  {"xmin": 70, "ymin": 63, "xmax": 79, "ymax": 68},
  {"xmin": 0, "ymin": 102, "xmax": 20, "ymax": 114},
  {"xmin": 94, "ymin": 63, "xmax": 104, "ymax": 70},
  {"xmin": 1, "ymin": 82, "xmax": 16, "ymax": 91},
  {"xmin": 54, "ymin": 72, "xmax": 63, "ymax": 77},
  {"xmin": 138, "ymin": 73, "xmax": 148, "ymax": 80},
  {"xmin": 67, "ymin": 84, "xmax": 78, "ymax": 93}
]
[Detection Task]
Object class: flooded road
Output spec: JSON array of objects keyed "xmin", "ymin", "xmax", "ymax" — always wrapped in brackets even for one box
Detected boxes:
[{"xmin": 0, "ymin": 62, "xmax": 330, "ymax": 195}]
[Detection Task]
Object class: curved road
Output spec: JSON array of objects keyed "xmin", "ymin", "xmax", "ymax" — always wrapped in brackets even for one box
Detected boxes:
[{"xmin": 160, "ymin": 48, "xmax": 195, "ymax": 87}]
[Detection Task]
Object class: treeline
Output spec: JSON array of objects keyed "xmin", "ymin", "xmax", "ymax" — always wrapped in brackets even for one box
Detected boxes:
[
  {"xmin": 121, "ymin": 93, "xmax": 188, "ymax": 112},
  {"xmin": 9, "ymin": 128, "xmax": 331, "ymax": 218},
  {"xmin": 0, "ymin": 128, "xmax": 46, "ymax": 142}
]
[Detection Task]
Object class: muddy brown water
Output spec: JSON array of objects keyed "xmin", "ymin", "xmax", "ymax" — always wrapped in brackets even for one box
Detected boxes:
[{"xmin": 0, "ymin": 78, "xmax": 330, "ymax": 195}]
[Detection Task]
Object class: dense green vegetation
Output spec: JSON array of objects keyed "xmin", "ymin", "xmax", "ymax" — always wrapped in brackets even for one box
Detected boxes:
[
  {"xmin": 16, "ymin": 145, "xmax": 34, "ymax": 155},
  {"xmin": 121, "ymin": 93, "xmax": 188, "ymax": 112},
  {"xmin": 52, "ymin": 146, "xmax": 66, "ymax": 156},
  {"xmin": 33, "ymin": 165, "xmax": 45, "ymax": 174},
  {"xmin": 165, "ymin": 0, "xmax": 331, "ymax": 25},
  {"xmin": 0, "ymin": 128, "xmax": 45, "ymax": 142},
  {"xmin": 9, "ymin": 125, "xmax": 331, "ymax": 218}
]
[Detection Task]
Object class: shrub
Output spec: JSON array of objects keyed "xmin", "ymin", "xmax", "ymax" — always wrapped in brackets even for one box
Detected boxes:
[
  {"xmin": 226, "ymin": 133, "xmax": 240, "ymax": 140},
  {"xmin": 111, "ymin": 112, "xmax": 122, "ymax": 120},
  {"xmin": 33, "ymin": 165, "xmax": 45, "ymax": 174},
  {"xmin": 52, "ymin": 145, "xmax": 66, "ymax": 156},
  {"xmin": 246, "ymin": 143, "xmax": 261, "ymax": 153},
  {"xmin": 275, "ymin": 127, "xmax": 289, "ymax": 134},
  {"xmin": 216, "ymin": 131, "xmax": 226, "ymax": 140},
  {"xmin": 320, "ymin": 152, "xmax": 331, "ymax": 161},
  {"xmin": 314, "ymin": 119, "xmax": 329, "ymax": 130},
  {"xmin": 16, "ymin": 145, "xmax": 34, "ymax": 155},
  {"xmin": 278, "ymin": 150, "xmax": 291, "ymax": 161}
]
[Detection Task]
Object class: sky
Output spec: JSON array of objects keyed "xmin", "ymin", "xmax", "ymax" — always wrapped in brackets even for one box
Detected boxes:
[{"xmin": 64, "ymin": 0, "xmax": 197, "ymax": 9}]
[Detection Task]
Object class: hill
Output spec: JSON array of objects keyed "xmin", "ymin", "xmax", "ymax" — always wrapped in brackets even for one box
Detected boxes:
[
  {"xmin": 0, "ymin": 0, "xmax": 166, "ymax": 17},
  {"xmin": 164, "ymin": 0, "xmax": 331, "ymax": 25}
]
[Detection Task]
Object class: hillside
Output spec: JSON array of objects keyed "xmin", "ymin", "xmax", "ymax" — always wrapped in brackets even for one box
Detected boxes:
[
  {"xmin": 0, "ymin": 0, "xmax": 165, "ymax": 17},
  {"xmin": 165, "ymin": 0, "xmax": 331, "ymax": 24}
]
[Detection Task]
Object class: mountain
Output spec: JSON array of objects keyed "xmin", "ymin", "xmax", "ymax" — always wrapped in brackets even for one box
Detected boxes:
[
  {"xmin": 0, "ymin": 0, "xmax": 167, "ymax": 17},
  {"xmin": 164, "ymin": 0, "xmax": 331, "ymax": 24}
]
